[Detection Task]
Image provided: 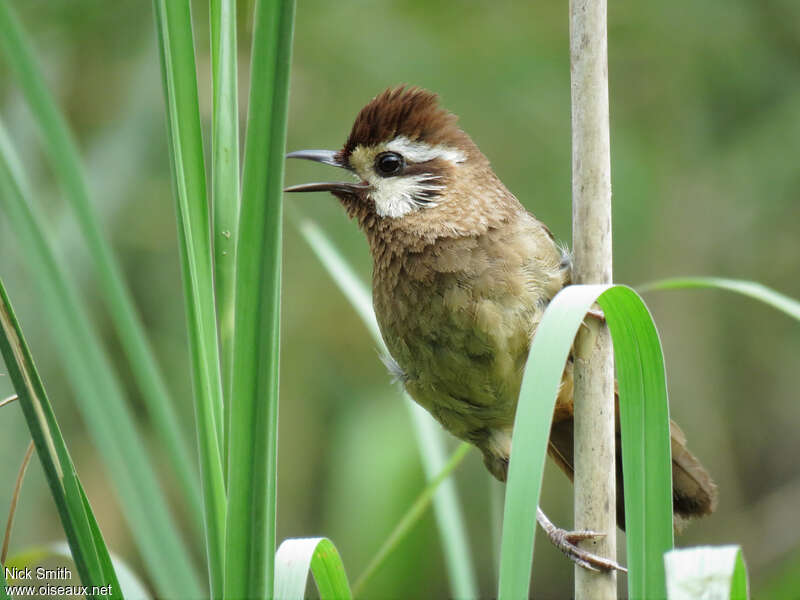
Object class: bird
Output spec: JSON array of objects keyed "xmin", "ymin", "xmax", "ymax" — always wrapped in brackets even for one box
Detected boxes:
[{"xmin": 285, "ymin": 85, "xmax": 717, "ymax": 571}]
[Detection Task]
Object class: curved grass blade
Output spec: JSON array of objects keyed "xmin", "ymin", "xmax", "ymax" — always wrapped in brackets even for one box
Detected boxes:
[
  {"xmin": 274, "ymin": 537, "xmax": 352, "ymax": 600},
  {"xmin": 298, "ymin": 219, "xmax": 479, "ymax": 599},
  {"xmin": 641, "ymin": 277, "xmax": 800, "ymax": 322},
  {"xmin": 225, "ymin": 1, "xmax": 295, "ymax": 597},
  {"xmin": 664, "ymin": 545, "xmax": 749, "ymax": 600},
  {"xmin": 0, "ymin": 0, "xmax": 201, "ymax": 529},
  {"xmin": 0, "ymin": 279, "xmax": 122, "ymax": 599},
  {"xmin": 210, "ymin": 0, "xmax": 240, "ymax": 462},
  {"xmin": 0, "ymin": 118, "xmax": 201, "ymax": 599},
  {"xmin": 498, "ymin": 284, "xmax": 673, "ymax": 600},
  {"xmin": 152, "ymin": 2, "xmax": 227, "ymax": 596},
  {"xmin": 602, "ymin": 285, "xmax": 674, "ymax": 596}
]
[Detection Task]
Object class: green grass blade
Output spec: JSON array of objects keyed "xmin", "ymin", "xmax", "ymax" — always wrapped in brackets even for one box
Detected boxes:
[
  {"xmin": 152, "ymin": 1, "xmax": 227, "ymax": 596},
  {"xmin": 602, "ymin": 286, "xmax": 674, "ymax": 596},
  {"xmin": 297, "ymin": 219, "xmax": 479, "ymax": 599},
  {"xmin": 0, "ymin": 119, "xmax": 201, "ymax": 599},
  {"xmin": 664, "ymin": 545, "xmax": 749, "ymax": 600},
  {"xmin": 731, "ymin": 550, "xmax": 749, "ymax": 599},
  {"xmin": 351, "ymin": 442, "xmax": 471, "ymax": 597},
  {"xmin": 225, "ymin": 0, "xmax": 295, "ymax": 597},
  {"xmin": 0, "ymin": 562, "xmax": 9, "ymax": 600},
  {"xmin": 78, "ymin": 488, "xmax": 132, "ymax": 598},
  {"xmin": 641, "ymin": 277, "xmax": 800, "ymax": 322},
  {"xmin": 274, "ymin": 538, "xmax": 352, "ymax": 600},
  {"xmin": 210, "ymin": 0, "xmax": 240, "ymax": 463},
  {"xmin": 497, "ymin": 284, "xmax": 673, "ymax": 600},
  {"xmin": 0, "ymin": 279, "xmax": 122, "ymax": 599},
  {"xmin": 0, "ymin": 0, "xmax": 201, "ymax": 529}
]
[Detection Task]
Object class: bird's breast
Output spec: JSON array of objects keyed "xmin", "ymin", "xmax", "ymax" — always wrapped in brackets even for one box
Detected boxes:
[{"xmin": 371, "ymin": 216, "xmax": 567, "ymax": 440}]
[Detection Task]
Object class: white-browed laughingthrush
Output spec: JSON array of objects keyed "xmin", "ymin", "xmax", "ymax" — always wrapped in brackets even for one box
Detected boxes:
[{"xmin": 286, "ymin": 86, "xmax": 717, "ymax": 570}]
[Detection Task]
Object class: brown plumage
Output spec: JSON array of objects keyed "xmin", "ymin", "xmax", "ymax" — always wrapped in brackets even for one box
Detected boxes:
[
  {"xmin": 287, "ymin": 85, "xmax": 717, "ymax": 531},
  {"xmin": 341, "ymin": 86, "xmax": 466, "ymax": 159}
]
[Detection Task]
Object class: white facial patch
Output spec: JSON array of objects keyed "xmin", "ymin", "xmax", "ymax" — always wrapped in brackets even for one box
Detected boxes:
[
  {"xmin": 347, "ymin": 136, "xmax": 467, "ymax": 218},
  {"xmin": 385, "ymin": 136, "xmax": 466, "ymax": 165},
  {"xmin": 368, "ymin": 173, "xmax": 444, "ymax": 218}
]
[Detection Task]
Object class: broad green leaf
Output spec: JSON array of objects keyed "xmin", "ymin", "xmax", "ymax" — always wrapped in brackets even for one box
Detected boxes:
[
  {"xmin": 298, "ymin": 219, "xmax": 478, "ymax": 599},
  {"xmin": 0, "ymin": 117, "xmax": 201, "ymax": 599},
  {"xmin": 665, "ymin": 545, "xmax": 749, "ymax": 600},
  {"xmin": 498, "ymin": 284, "xmax": 673, "ymax": 600},
  {"xmin": 274, "ymin": 538, "xmax": 352, "ymax": 600},
  {"xmin": 0, "ymin": 279, "xmax": 122, "ymax": 599},
  {"xmin": 0, "ymin": 0, "xmax": 201, "ymax": 532},
  {"xmin": 225, "ymin": 1, "xmax": 295, "ymax": 597},
  {"xmin": 152, "ymin": 1, "xmax": 226, "ymax": 596},
  {"xmin": 641, "ymin": 277, "xmax": 800, "ymax": 322}
]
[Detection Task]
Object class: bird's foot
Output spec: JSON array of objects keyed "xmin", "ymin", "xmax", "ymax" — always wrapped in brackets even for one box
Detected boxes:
[{"xmin": 536, "ymin": 507, "xmax": 626, "ymax": 573}]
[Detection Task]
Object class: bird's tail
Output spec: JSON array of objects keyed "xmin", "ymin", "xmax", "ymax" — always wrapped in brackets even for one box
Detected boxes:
[
  {"xmin": 669, "ymin": 421, "xmax": 718, "ymax": 521},
  {"xmin": 547, "ymin": 417, "xmax": 718, "ymax": 531}
]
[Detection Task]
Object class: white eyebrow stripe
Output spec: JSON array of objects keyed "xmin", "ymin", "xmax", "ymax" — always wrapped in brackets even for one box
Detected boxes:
[{"xmin": 385, "ymin": 136, "xmax": 466, "ymax": 165}]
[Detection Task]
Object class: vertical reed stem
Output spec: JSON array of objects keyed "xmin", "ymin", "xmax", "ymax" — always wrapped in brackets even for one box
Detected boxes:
[{"xmin": 569, "ymin": 0, "xmax": 616, "ymax": 597}]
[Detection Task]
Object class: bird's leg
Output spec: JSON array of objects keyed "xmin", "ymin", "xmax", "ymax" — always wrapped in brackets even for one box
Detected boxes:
[{"xmin": 536, "ymin": 507, "xmax": 626, "ymax": 573}]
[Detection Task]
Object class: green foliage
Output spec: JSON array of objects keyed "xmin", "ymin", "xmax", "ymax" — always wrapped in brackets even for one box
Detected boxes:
[
  {"xmin": 1, "ymin": 2, "xmax": 799, "ymax": 599},
  {"xmin": 152, "ymin": 1, "xmax": 226, "ymax": 595},
  {"xmin": 274, "ymin": 538, "xmax": 352, "ymax": 600},
  {"xmin": 0, "ymin": 279, "xmax": 122, "ymax": 599},
  {"xmin": 0, "ymin": 0, "xmax": 201, "ymax": 532},
  {"xmin": 0, "ymin": 0, "xmax": 298, "ymax": 597},
  {"xmin": 209, "ymin": 0, "xmax": 240, "ymax": 443},
  {"xmin": 224, "ymin": 0, "xmax": 295, "ymax": 597},
  {"xmin": 0, "ymin": 115, "xmax": 200, "ymax": 599},
  {"xmin": 498, "ymin": 285, "xmax": 673, "ymax": 599},
  {"xmin": 642, "ymin": 277, "xmax": 800, "ymax": 322}
]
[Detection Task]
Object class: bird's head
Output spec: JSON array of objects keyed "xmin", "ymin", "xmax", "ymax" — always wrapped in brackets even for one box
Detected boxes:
[{"xmin": 286, "ymin": 86, "xmax": 518, "ymax": 240}]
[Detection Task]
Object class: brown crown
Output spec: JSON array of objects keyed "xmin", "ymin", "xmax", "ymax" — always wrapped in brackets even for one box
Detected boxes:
[{"xmin": 340, "ymin": 86, "xmax": 465, "ymax": 161}]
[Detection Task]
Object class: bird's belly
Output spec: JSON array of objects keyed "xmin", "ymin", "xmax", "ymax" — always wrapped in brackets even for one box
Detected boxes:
[{"xmin": 377, "ymin": 274, "xmax": 542, "ymax": 442}]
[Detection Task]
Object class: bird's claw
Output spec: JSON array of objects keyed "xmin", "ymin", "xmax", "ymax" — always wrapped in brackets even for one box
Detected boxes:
[
  {"xmin": 548, "ymin": 527, "xmax": 626, "ymax": 573},
  {"xmin": 562, "ymin": 528, "xmax": 604, "ymax": 545},
  {"xmin": 536, "ymin": 507, "xmax": 627, "ymax": 573}
]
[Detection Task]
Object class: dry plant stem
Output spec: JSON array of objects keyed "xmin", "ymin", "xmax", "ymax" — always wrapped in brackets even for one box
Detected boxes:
[
  {"xmin": 569, "ymin": 0, "xmax": 616, "ymax": 597},
  {"xmin": 2, "ymin": 440, "xmax": 35, "ymax": 564},
  {"xmin": 0, "ymin": 394, "xmax": 18, "ymax": 409}
]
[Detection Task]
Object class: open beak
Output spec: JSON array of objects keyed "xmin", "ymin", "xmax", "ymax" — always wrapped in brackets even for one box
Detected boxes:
[{"xmin": 284, "ymin": 149, "xmax": 369, "ymax": 194}]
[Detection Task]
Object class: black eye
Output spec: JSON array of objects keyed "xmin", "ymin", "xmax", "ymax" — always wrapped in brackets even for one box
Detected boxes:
[{"xmin": 375, "ymin": 152, "xmax": 404, "ymax": 177}]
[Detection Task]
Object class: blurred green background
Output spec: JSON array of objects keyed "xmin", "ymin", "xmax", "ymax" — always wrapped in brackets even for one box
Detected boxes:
[{"xmin": 1, "ymin": 0, "xmax": 799, "ymax": 597}]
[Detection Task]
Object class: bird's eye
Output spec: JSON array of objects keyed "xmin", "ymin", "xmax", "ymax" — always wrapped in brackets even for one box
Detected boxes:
[{"xmin": 375, "ymin": 152, "xmax": 405, "ymax": 177}]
